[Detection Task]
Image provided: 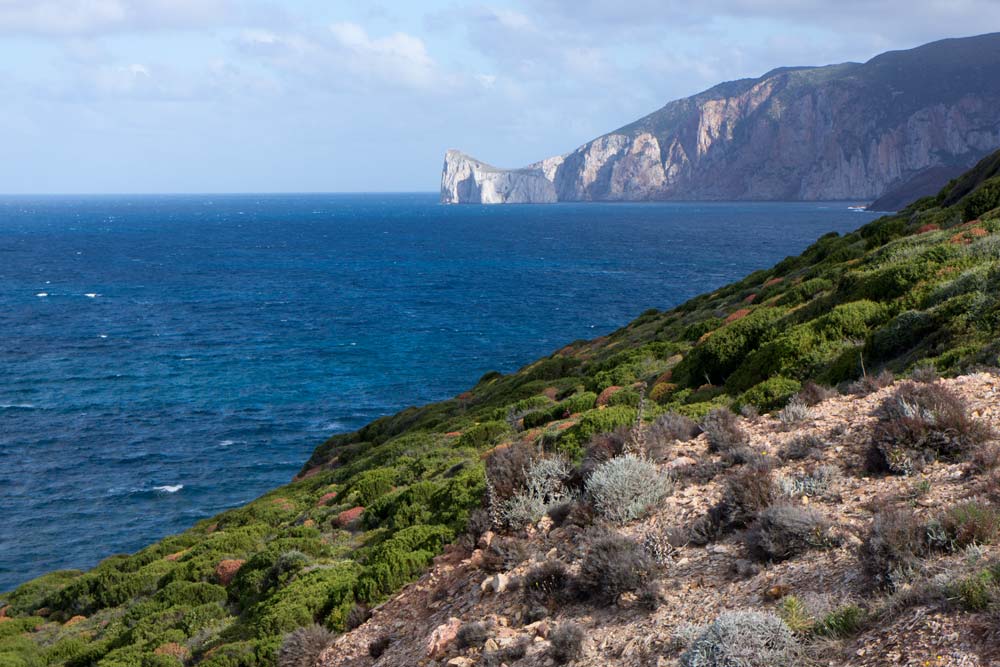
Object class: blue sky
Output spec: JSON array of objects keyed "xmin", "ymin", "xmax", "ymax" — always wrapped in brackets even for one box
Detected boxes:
[{"xmin": 1, "ymin": 1, "xmax": 998, "ymax": 193}]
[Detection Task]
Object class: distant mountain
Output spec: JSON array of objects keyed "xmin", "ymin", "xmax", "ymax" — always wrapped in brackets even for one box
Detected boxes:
[{"xmin": 442, "ymin": 33, "xmax": 1000, "ymax": 209}]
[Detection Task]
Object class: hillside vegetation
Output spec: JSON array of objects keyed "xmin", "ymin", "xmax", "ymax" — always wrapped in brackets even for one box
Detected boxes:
[{"xmin": 3, "ymin": 149, "xmax": 1000, "ymax": 667}]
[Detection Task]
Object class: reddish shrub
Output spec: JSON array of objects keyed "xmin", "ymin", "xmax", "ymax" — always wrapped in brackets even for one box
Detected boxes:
[
  {"xmin": 743, "ymin": 293, "xmax": 757, "ymax": 304},
  {"xmin": 916, "ymin": 223, "xmax": 940, "ymax": 234},
  {"xmin": 725, "ymin": 308, "xmax": 752, "ymax": 324},
  {"xmin": 337, "ymin": 506, "xmax": 365, "ymax": 527},
  {"xmin": 764, "ymin": 277, "xmax": 784, "ymax": 287},
  {"xmin": 318, "ymin": 491, "xmax": 338, "ymax": 506},
  {"xmin": 596, "ymin": 385, "xmax": 623, "ymax": 406},
  {"xmin": 214, "ymin": 559, "xmax": 245, "ymax": 586}
]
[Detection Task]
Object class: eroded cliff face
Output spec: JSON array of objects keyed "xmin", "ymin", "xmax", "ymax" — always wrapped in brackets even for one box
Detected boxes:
[
  {"xmin": 440, "ymin": 150, "xmax": 556, "ymax": 204},
  {"xmin": 442, "ymin": 33, "xmax": 1000, "ymax": 207}
]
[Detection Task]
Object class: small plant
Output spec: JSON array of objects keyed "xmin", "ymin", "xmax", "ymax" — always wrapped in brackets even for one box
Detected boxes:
[
  {"xmin": 585, "ymin": 454, "xmax": 671, "ymax": 525},
  {"xmin": 740, "ymin": 403, "xmax": 760, "ymax": 420},
  {"xmin": 576, "ymin": 533, "xmax": 657, "ymax": 604},
  {"xmin": 815, "ymin": 604, "xmax": 866, "ymax": 638},
  {"xmin": 778, "ymin": 434, "xmax": 825, "ymax": 461},
  {"xmin": 777, "ymin": 398, "xmax": 810, "ymax": 428},
  {"xmin": 795, "ymin": 381, "xmax": 838, "ymax": 406},
  {"xmin": 481, "ymin": 536, "xmax": 528, "ymax": 573},
  {"xmin": 846, "ymin": 369, "xmax": 894, "ymax": 395},
  {"xmin": 368, "ymin": 634, "xmax": 391, "ymax": 659},
  {"xmin": 637, "ymin": 580, "xmax": 662, "ymax": 611},
  {"xmin": 485, "ymin": 442, "xmax": 537, "ymax": 501},
  {"xmin": 680, "ymin": 611, "xmax": 799, "ymax": 667},
  {"xmin": 523, "ymin": 560, "xmax": 572, "ymax": 607},
  {"xmin": 278, "ymin": 625, "xmax": 334, "ymax": 667},
  {"xmin": 859, "ymin": 507, "xmax": 927, "ymax": 589},
  {"xmin": 647, "ymin": 412, "xmax": 701, "ymax": 447},
  {"xmin": 701, "ymin": 408, "xmax": 750, "ymax": 456},
  {"xmin": 777, "ymin": 465, "xmax": 839, "ymax": 499},
  {"xmin": 344, "ymin": 603, "xmax": 370, "ymax": 631},
  {"xmin": 641, "ymin": 529, "xmax": 676, "ymax": 566},
  {"xmin": 941, "ymin": 500, "xmax": 1000, "ymax": 548},
  {"xmin": 718, "ymin": 461, "xmax": 777, "ymax": 528},
  {"xmin": 911, "ymin": 364, "xmax": 939, "ymax": 383},
  {"xmin": 501, "ymin": 457, "xmax": 571, "ymax": 529},
  {"xmin": 481, "ymin": 638, "xmax": 530, "ymax": 667},
  {"xmin": 549, "ymin": 622, "xmax": 585, "ymax": 664},
  {"xmin": 778, "ymin": 595, "xmax": 814, "ymax": 634},
  {"xmin": 745, "ymin": 504, "xmax": 837, "ymax": 562},
  {"xmin": 456, "ymin": 621, "xmax": 489, "ymax": 649},
  {"xmin": 954, "ymin": 569, "xmax": 997, "ymax": 611}
]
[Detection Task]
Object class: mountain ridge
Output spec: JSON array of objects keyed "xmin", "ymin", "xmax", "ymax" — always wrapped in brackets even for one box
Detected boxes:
[{"xmin": 442, "ymin": 33, "xmax": 1000, "ymax": 208}]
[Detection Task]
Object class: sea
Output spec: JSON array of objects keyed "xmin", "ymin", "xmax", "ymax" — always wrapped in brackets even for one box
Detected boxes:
[{"xmin": 0, "ymin": 194, "xmax": 879, "ymax": 590}]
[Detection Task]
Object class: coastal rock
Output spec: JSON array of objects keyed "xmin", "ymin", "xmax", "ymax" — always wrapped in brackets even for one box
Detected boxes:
[
  {"xmin": 426, "ymin": 617, "xmax": 462, "ymax": 658},
  {"xmin": 440, "ymin": 150, "xmax": 557, "ymax": 204},
  {"xmin": 442, "ymin": 34, "xmax": 1000, "ymax": 207}
]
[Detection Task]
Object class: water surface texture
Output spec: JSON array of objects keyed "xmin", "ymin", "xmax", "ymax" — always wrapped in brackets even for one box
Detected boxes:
[{"xmin": 0, "ymin": 194, "xmax": 877, "ymax": 590}]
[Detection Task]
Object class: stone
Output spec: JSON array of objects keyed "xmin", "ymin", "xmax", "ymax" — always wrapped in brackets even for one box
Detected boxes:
[
  {"xmin": 426, "ymin": 617, "xmax": 462, "ymax": 658},
  {"xmin": 481, "ymin": 573, "xmax": 510, "ymax": 594}
]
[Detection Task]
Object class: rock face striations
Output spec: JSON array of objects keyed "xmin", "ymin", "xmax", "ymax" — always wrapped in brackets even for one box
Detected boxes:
[{"xmin": 441, "ymin": 33, "xmax": 1000, "ymax": 208}]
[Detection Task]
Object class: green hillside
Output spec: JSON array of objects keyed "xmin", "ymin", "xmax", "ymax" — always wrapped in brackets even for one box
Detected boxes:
[{"xmin": 3, "ymin": 150, "xmax": 1000, "ymax": 667}]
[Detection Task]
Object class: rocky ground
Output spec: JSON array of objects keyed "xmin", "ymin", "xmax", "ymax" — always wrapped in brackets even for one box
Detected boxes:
[{"xmin": 318, "ymin": 373, "xmax": 1000, "ymax": 667}]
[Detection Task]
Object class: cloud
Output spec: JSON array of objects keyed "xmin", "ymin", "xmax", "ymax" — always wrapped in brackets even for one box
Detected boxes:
[
  {"xmin": 0, "ymin": 0, "xmax": 276, "ymax": 37},
  {"xmin": 328, "ymin": 21, "xmax": 439, "ymax": 89}
]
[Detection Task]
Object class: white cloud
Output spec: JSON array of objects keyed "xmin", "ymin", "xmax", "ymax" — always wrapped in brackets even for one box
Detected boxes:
[
  {"xmin": 0, "ymin": 0, "xmax": 275, "ymax": 36},
  {"xmin": 328, "ymin": 21, "xmax": 439, "ymax": 90}
]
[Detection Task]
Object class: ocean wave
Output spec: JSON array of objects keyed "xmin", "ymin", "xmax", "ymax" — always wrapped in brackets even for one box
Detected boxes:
[
  {"xmin": 153, "ymin": 485, "xmax": 184, "ymax": 494},
  {"xmin": 0, "ymin": 403, "xmax": 36, "ymax": 410}
]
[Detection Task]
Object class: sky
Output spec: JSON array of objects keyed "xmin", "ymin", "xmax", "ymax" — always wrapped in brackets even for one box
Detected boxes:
[{"xmin": 1, "ymin": 1, "xmax": 999, "ymax": 193}]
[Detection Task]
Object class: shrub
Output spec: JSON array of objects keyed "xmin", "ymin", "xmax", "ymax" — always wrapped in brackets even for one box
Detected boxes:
[
  {"xmin": 368, "ymin": 635, "xmax": 390, "ymax": 659},
  {"xmin": 795, "ymin": 381, "xmax": 838, "ymax": 406},
  {"xmin": 456, "ymin": 621, "xmax": 489, "ymax": 649},
  {"xmin": 955, "ymin": 570, "xmax": 997, "ymax": 610},
  {"xmin": 522, "ymin": 560, "xmax": 572, "ymax": 607},
  {"xmin": 548, "ymin": 622, "xmax": 585, "ymax": 664},
  {"xmin": 277, "ymin": 625, "xmax": 334, "ymax": 667},
  {"xmin": 777, "ymin": 465, "xmax": 839, "ymax": 499},
  {"xmin": 778, "ymin": 595, "xmax": 814, "ymax": 634},
  {"xmin": 715, "ymin": 461, "xmax": 776, "ymax": 529},
  {"xmin": 779, "ymin": 435, "xmax": 825, "ymax": 461},
  {"xmin": 745, "ymin": 504, "xmax": 837, "ymax": 562},
  {"xmin": 575, "ymin": 533, "xmax": 657, "ymax": 604},
  {"xmin": 815, "ymin": 604, "xmax": 866, "ymax": 638},
  {"xmin": 777, "ymin": 398, "xmax": 810, "ymax": 428},
  {"xmin": 344, "ymin": 603, "xmax": 370, "ymax": 631},
  {"xmin": 585, "ymin": 454, "xmax": 671, "ymax": 525},
  {"xmin": 459, "ymin": 421, "xmax": 512, "ymax": 449},
  {"xmin": 481, "ymin": 638, "xmax": 530, "ymax": 667},
  {"xmin": 646, "ymin": 412, "xmax": 701, "ymax": 455},
  {"xmin": 485, "ymin": 442, "xmax": 537, "ymax": 501},
  {"xmin": 680, "ymin": 611, "xmax": 799, "ymax": 667},
  {"xmin": 941, "ymin": 500, "xmax": 1000, "ymax": 548},
  {"xmin": 844, "ymin": 369, "xmax": 894, "ymax": 395},
  {"xmin": 737, "ymin": 377, "xmax": 802, "ymax": 413},
  {"xmin": 868, "ymin": 382, "xmax": 993, "ymax": 474},
  {"xmin": 481, "ymin": 536, "xmax": 528, "ymax": 573},
  {"xmin": 501, "ymin": 457, "xmax": 571, "ymax": 529},
  {"xmin": 859, "ymin": 508, "xmax": 927, "ymax": 589},
  {"xmin": 701, "ymin": 408, "xmax": 750, "ymax": 457},
  {"xmin": 350, "ymin": 468, "xmax": 396, "ymax": 505}
]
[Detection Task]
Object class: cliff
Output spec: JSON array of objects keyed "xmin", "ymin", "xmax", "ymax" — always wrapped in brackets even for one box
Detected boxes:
[
  {"xmin": 442, "ymin": 33, "xmax": 1000, "ymax": 208},
  {"xmin": 4, "ymin": 151, "xmax": 1000, "ymax": 667}
]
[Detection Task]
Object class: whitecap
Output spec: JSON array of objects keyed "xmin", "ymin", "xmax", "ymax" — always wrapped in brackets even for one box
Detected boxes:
[
  {"xmin": 99, "ymin": 334, "xmax": 108, "ymax": 339},
  {"xmin": 85, "ymin": 293, "xmax": 97, "ymax": 298},
  {"xmin": 0, "ymin": 403, "xmax": 35, "ymax": 409},
  {"xmin": 154, "ymin": 484, "xmax": 184, "ymax": 493},
  {"xmin": 36, "ymin": 292, "xmax": 48, "ymax": 297},
  {"xmin": 219, "ymin": 439, "xmax": 238, "ymax": 447}
]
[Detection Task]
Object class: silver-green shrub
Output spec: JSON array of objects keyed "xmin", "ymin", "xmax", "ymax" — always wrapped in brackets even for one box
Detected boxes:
[
  {"xmin": 680, "ymin": 611, "xmax": 799, "ymax": 667},
  {"xmin": 585, "ymin": 454, "xmax": 671, "ymax": 525},
  {"xmin": 501, "ymin": 457, "xmax": 571, "ymax": 529}
]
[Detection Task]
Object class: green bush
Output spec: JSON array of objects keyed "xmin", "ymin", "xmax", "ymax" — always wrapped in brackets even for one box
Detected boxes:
[
  {"xmin": 458, "ymin": 421, "xmax": 512, "ymax": 449},
  {"xmin": 963, "ymin": 176, "xmax": 1000, "ymax": 221},
  {"xmin": 355, "ymin": 524, "xmax": 454, "ymax": 602},
  {"xmin": 672, "ymin": 308, "xmax": 786, "ymax": 387},
  {"xmin": 737, "ymin": 377, "xmax": 801, "ymax": 413},
  {"xmin": 349, "ymin": 468, "xmax": 397, "ymax": 506},
  {"xmin": 248, "ymin": 563, "xmax": 360, "ymax": 635},
  {"xmin": 523, "ymin": 392, "xmax": 597, "ymax": 428}
]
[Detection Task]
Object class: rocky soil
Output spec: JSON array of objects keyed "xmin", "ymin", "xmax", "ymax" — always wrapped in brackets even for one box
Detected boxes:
[{"xmin": 318, "ymin": 373, "xmax": 1000, "ymax": 667}]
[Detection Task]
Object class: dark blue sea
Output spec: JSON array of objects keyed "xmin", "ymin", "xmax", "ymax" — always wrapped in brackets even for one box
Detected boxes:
[{"xmin": 0, "ymin": 194, "xmax": 878, "ymax": 590}]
